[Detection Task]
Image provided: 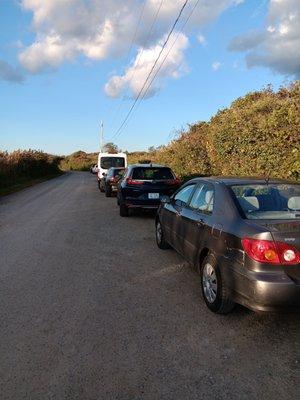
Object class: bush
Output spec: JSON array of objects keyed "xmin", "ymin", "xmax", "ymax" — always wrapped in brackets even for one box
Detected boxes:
[
  {"xmin": 153, "ymin": 81, "xmax": 299, "ymax": 180},
  {"xmin": 0, "ymin": 150, "xmax": 62, "ymax": 189},
  {"xmin": 59, "ymin": 151, "xmax": 97, "ymax": 171}
]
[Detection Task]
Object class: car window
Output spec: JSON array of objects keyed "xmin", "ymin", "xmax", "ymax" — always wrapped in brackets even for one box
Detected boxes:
[
  {"xmin": 131, "ymin": 167, "xmax": 174, "ymax": 180},
  {"xmin": 174, "ymin": 185, "xmax": 196, "ymax": 206},
  {"xmin": 231, "ymin": 183, "xmax": 300, "ymax": 220},
  {"xmin": 189, "ymin": 184, "xmax": 214, "ymax": 213},
  {"xmin": 114, "ymin": 169, "xmax": 124, "ymax": 177},
  {"xmin": 100, "ymin": 157, "xmax": 125, "ymax": 169}
]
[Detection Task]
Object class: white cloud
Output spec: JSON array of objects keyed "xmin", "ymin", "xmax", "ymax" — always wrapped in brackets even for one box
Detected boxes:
[
  {"xmin": 18, "ymin": 1, "xmax": 241, "ymax": 95},
  {"xmin": 105, "ymin": 32, "xmax": 189, "ymax": 98},
  {"xmin": 228, "ymin": 0, "xmax": 300, "ymax": 77},
  {"xmin": 212, "ymin": 61, "xmax": 222, "ymax": 71},
  {"xmin": 197, "ymin": 34, "xmax": 206, "ymax": 46}
]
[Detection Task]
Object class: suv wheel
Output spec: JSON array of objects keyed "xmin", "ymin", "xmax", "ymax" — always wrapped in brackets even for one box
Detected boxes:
[
  {"xmin": 156, "ymin": 220, "xmax": 170, "ymax": 249},
  {"xmin": 120, "ymin": 204, "xmax": 129, "ymax": 217},
  {"xmin": 200, "ymin": 254, "xmax": 234, "ymax": 314}
]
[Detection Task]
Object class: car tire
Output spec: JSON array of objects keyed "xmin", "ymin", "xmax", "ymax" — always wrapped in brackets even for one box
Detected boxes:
[
  {"xmin": 200, "ymin": 254, "xmax": 235, "ymax": 314},
  {"xmin": 156, "ymin": 220, "xmax": 170, "ymax": 249},
  {"xmin": 100, "ymin": 183, "xmax": 105, "ymax": 193},
  {"xmin": 120, "ymin": 204, "xmax": 129, "ymax": 217},
  {"xmin": 105, "ymin": 186, "xmax": 112, "ymax": 197}
]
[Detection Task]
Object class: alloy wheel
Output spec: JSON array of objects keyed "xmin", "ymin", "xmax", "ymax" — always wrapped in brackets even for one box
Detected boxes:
[{"xmin": 202, "ymin": 262, "xmax": 218, "ymax": 303}]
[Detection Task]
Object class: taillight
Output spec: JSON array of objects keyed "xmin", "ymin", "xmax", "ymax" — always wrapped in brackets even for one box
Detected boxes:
[
  {"xmin": 241, "ymin": 238, "xmax": 300, "ymax": 265},
  {"xmin": 166, "ymin": 178, "xmax": 181, "ymax": 185},
  {"xmin": 126, "ymin": 178, "xmax": 143, "ymax": 185}
]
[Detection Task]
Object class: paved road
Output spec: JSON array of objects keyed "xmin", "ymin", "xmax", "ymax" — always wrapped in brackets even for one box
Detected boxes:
[{"xmin": 0, "ymin": 172, "xmax": 299, "ymax": 400}]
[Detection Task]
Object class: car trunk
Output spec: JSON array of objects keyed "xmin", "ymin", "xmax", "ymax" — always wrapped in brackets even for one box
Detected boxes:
[
  {"xmin": 127, "ymin": 180, "xmax": 179, "ymax": 199},
  {"xmin": 252, "ymin": 220, "xmax": 300, "ymax": 282}
]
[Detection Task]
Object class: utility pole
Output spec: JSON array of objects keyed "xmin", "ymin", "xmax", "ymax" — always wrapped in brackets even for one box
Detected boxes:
[{"xmin": 100, "ymin": 121, "xmax": 104, "ymax": 152}]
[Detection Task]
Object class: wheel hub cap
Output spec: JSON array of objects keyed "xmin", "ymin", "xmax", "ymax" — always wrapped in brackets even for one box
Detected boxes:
[{"xmin": 202, "ymin": 263, "xmax": 217, "ymax": 303}]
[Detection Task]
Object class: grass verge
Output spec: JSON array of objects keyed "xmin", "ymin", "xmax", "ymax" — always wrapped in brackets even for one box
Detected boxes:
[{"xmin": 0, "ymin": 172, "xmax": 65, "ymax": 197}]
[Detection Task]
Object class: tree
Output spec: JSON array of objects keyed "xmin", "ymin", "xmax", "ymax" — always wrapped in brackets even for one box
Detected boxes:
[{"xmin": 103, "ymin": 142, "xmax": 119, "ymax": 154}]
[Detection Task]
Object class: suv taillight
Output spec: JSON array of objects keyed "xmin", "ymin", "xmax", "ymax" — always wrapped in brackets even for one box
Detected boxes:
[
  {"xmin": 166, "ymin": 178, "xmax": 181, "ymax": 185},
  {"xmin": 241, "ymin": 238, "xmax": 300, "ymax": 265},
  {"xmin": 126, "ymin": 178, "xmax": 143, "ymax": 185}
]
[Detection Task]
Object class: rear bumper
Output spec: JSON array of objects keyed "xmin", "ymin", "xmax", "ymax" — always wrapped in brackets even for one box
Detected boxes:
[
  {"xmin": 222, "ymin": 260, "xmax": 300, "ymax": 312},
  {"xmin": 124, "ymin": 197, "xmax": 161, "ymax": 209}
]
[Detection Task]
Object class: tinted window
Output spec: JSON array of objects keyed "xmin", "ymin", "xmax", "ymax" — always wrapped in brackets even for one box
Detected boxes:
[
  {"xmin": 190, "ymin": 184, "xmax": 214, "ymax": 213},
  {"xmin": 231, "ymin": 183, "xmax": 300, "ymax": 220},
  {"xmin": 113, "ymin": 168, "xmax": 124, "ymax": 177},
  {"xmin": 174, "ymin": 185, "xmax": 195, "ymax": 205},
  {"xmin": 100, "ymin": 157, "xmax": 125, "ymax": 169},
  {"xmin": 131, "ymin": 167, "xmax": 174, "ymax": 180}
]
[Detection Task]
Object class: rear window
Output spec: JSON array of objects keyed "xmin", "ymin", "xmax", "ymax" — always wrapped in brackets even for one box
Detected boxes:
[
  {"xmin": 131, "ymin": 167, "xmax": 174, "ymax": 180},
  {"xmin": 100, "ymin": 157, "xmax": 125, "ymax": 169},
  {"xmin": 113, "ymin": 169, "xmax": 124, "ymax": 177},
  {"xmin": 230, "ymin": 183, "xmax": 300, "ymax": 220}
]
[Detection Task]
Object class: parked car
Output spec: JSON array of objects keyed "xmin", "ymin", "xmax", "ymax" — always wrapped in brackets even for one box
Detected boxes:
[
  {"xmin": 97, "ymin": 152, "xmax": 127, "ymax": 187},
  {"xmin": 117, "ymin": 164, "xmax": 181, "ymax": 217},
  {"xmin": 155, "ymin": 177, "xmax": 300, "ymax": 314},
  {"xmin": 103, "ymin": 167, "xmax": 125, "ymax": 197},
  {"xmin": 90, "ymin": 164, "xmax": 98, "ymax": 174}
]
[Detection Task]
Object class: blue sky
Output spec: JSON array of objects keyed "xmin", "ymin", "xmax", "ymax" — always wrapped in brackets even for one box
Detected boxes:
[{"xmin": 0, "ymin": 1, "xmax": 298, "ymax": 155}]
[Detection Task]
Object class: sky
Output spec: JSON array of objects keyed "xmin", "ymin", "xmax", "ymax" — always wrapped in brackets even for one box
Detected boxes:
[{"xmin": 0, "ymin": 0, "xmax": 299, "ymax": 155}]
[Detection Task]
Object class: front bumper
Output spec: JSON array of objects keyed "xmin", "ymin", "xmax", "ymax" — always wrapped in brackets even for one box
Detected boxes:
[{"xmin": 223, "ymin": 260, "xmax": 300, "ymax": 312}]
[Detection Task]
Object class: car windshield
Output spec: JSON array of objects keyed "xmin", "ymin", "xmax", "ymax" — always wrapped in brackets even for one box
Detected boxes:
[
  {"xmin": 100, "ymin": 157, "xmax": 125, "ymax": 169},
  {"xmin": 132, "ymin": 167, "xmax": 174, "ymax": 180},
  {"xmin": 230, "ymin": 183, "xmax": 300, "ymax": 220}
]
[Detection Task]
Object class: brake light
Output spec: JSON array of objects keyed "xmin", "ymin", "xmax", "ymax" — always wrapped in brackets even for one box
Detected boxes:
[
  {"xmin": 241, "ymin": 238, "xmax": 300, "ymax": 265},
  {"xmin": 166, "ymin": 178, "xmax": 181, "ymax": 185},
  {"xmin": 126, "ymin": 178, "xmax": 143, "ymax": 185}
]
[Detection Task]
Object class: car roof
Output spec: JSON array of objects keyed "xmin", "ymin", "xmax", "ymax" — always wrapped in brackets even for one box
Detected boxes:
[
  {"xmin": 109, "ymin": 167, "xmax": 124, "ymax": 169},
  {"xmin": 186, "ymin": 176, "xmax": 298, "ymax": 186},
  {"xmin": 129, "ymin": 164, "xmax": 169, "ymax": 168}
]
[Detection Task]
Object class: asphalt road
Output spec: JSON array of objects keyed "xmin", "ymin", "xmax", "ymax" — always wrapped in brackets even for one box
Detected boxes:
[{"xmin": 0, "ymin": 171, "xmax": 299, "ymax": 400}]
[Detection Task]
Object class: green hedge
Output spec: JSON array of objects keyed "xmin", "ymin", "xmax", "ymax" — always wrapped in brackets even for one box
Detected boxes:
[{"xmin": 154, "ymin": 81, "xmax": 299, "ymax": 180}]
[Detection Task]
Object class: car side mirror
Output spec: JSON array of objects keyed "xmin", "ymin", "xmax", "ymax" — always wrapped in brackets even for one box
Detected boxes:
[{"xmin": 161, "ymin": 195, "xmax": 171, "ymax": 204}]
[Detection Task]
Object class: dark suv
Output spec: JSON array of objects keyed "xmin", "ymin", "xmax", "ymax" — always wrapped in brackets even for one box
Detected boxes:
[
  {"xmin": 117, "ymin": 164, "xmax": 181, "ymax": 217},
  {"xmin": 103, "ymin": 167, "xmax": 125, "ymax": 197}
]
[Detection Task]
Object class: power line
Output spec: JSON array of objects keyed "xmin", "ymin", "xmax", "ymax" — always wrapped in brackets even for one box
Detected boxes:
[
  {"xmin": 108, "ymin": 0, "xmax": 164, "ymax": 134},
  {"xmin": 105, "ymin": 0, "xmax": 147, "ymax": 132},
  {"xmin": 140, "ymin": 0, "xmax": 200, "ymax": 102},
  {"xmin": 111, "ymin": 0, "xmax": 189, "ymax": 140},
  {"xmin": 114, "ymin": 0, "xmax": 200, "ymax": 138}
]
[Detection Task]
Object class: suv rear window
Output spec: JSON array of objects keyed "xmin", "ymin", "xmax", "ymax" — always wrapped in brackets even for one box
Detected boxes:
[{"xmin": 131, "ymin": 167, "xmax": 174, "ymax": 180}]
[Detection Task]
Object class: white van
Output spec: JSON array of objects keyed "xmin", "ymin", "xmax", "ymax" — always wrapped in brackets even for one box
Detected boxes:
[{"xmin": 97, "ymin": 152, "xmax": 127, "ymax": 181}]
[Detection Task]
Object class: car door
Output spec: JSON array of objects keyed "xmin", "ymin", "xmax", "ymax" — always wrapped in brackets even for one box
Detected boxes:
[
  {"xmin": 162, "ymin": 184, "xmax": 196, "ymax": 254},
  {"xmin": 180, "ymin": 183, "xmax": 215, "ymax": 263}
]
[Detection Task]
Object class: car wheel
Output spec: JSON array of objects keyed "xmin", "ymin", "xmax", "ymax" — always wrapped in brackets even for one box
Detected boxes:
[
  {"xmin": 156, "ymin": 220, "xmax": 170, "ymax": 249},
  {"xmin": 120, "ymin": 204, "xmax": 129, "ymax": 217},
  {"xmin": 200, "ymin": 254, "xmax": 235, "ymax": 314},
  {"xmin": 105, "ymin": 186, "xmax": 112, "ymax": 197}
]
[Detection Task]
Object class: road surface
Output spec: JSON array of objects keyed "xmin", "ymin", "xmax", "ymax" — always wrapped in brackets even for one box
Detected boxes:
[{"xmin": 0, "ymin": 172, "xmax": 299, "ymax": 399}]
